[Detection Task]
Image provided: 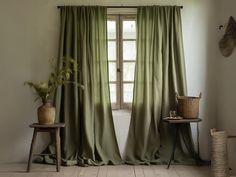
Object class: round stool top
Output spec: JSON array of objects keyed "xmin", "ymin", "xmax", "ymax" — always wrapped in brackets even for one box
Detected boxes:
[{"xmin": 29, "ymin": 123, "xmax": 65, "ymax": 128}]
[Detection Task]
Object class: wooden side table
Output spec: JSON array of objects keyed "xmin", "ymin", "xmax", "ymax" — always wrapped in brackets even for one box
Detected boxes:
[
  {"xmin": 27, "ymin": 123, "xmax": 65, "ymax": 172},
  {"xmin": 163, "ymin": 118, "xmax": 202, "ymax": 169}
]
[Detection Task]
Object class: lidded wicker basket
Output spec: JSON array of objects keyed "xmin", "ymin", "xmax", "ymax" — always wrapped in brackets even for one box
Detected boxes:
[{"xmin": 176, "ymin": 93, "xmax": 201, "ymax": 119}]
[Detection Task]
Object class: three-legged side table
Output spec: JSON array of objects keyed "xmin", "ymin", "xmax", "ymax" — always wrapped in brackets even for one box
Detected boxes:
[
  {"xmin": 163, "ymin": 118, "xmax": 202, "ymax": 169},
  {"xmin": 27, "ymin": 123, "xmax": 65, "ymax": 172}
]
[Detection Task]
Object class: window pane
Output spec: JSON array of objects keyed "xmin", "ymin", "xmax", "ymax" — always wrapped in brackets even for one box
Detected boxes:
[
  {"xmin": 123, "ymin": 83, "xmax": 134, "ymax": 103},
  {"xmin": 109, "ymin": 84, "xmax": 117, "ymax": 103},
  {"xmin": 123, "ymin": 62, "xmax": 135, "ymax": 81},
  {"xmin": 109, "ymin": 62, "xmax": 116, "ymax": 82},
  {"xmin": 123, "ymin": 41, "xmax": 136, "ymax": 61},
  {"xmin": 108, "ymin": 41, "xmax": 116, "ymax": 61},
  {"xmin": 107, "ymin": 21, "xmax": 116, "ymax": 39},
  {"xmin": 123, "ymin": 21, "xmax": 136, "ymax": 39}
]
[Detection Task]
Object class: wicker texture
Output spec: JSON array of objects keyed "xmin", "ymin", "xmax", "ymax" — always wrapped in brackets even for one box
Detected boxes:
[
  {"xmin": 176, "ymin": 93, "xmax": 201, "ymax": 119},
  {"xmin": 211, "ymin": 129, "xmax": 229, "ymax": 177}
]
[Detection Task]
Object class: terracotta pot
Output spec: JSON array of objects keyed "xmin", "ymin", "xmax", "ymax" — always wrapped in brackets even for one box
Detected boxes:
[{"xmin": 37, "ymin": 102, "xmax": 55, "ymax": 125}]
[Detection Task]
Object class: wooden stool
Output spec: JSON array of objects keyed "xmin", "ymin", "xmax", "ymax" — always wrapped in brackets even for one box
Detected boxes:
[{"xmin": 27, "ymin": 123, "xmax": 65, "ymax": 172}]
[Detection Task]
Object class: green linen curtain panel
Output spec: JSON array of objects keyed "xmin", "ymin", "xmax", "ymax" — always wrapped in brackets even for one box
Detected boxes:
[
  {"xmin": 41, "ymin": 6, "xmax": 122, "ymax": 166},
  {"xmin": 125, "ymin": 6, "xmax": 200, "ymax": 164}
]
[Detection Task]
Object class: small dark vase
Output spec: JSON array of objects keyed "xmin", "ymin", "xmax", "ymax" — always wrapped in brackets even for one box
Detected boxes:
[{"xmin": 37, "ymin": 101, "xmax": 55, "ymax": 125}]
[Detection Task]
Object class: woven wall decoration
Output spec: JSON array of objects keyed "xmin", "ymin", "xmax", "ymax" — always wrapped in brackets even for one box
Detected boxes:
[{"xmin": 219, "ymin": 16, "xmax": 236, "ymax": 57}]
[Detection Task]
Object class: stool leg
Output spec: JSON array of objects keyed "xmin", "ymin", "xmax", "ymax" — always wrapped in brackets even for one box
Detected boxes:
[
  {"xmin": 27, "ymin": 129, "xmax": 37, "ymax": 172},
  {"xmin": 167, "ymin": 125, "xmax": 179, "ymax": 169},
  {"xmin": 55, "ymin": 128, "xmax": 61, "ymax": 172}
]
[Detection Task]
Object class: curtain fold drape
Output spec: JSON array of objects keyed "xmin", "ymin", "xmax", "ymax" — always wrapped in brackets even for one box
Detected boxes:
[
  {"xmin": 125, "ymin": 6, "xmax": 200, "ymax": 164},
  {"xmin": 39, "ymin": 6, "xmax": 122, "ymax": 166}
]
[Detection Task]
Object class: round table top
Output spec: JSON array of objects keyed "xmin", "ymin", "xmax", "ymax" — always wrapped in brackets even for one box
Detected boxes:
[
  {"xmin": 163, "ymin": 118, "xmax": 202, "ymax": 124},
  {"xmin": 29, "ymin": 123, "xmax": 65, "ymax": 128}
]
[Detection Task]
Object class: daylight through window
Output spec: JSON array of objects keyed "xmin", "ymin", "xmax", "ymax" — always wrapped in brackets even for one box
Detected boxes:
[{"xmin": 107, "ymin": 15, "xmax": 136, "ymax": 109}]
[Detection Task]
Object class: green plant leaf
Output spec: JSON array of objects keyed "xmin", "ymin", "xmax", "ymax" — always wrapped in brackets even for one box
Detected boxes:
[{"xmin": 25, "ymin": 57, "xmax": 84, "ymax": 104}]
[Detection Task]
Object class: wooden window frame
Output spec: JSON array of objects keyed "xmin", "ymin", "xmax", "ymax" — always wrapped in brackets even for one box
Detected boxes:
[{"xmin": 108, "ymin": 14, "xmax": 136, "ymax": 110}]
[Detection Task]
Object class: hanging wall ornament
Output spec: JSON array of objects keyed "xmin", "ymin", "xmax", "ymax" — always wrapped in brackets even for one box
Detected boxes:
[{"xmin": 219, "ymin": 16, "xmax": 236, "ymax": 57}]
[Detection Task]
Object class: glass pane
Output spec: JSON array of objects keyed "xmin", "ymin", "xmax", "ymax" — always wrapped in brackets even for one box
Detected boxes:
[
  {"xmin": 123, "ymin": 83, "xmax": 134, "ymax": 103},
  {"xmin": 107, "ymin": 21, "xmax": 116, "ymax": 39},
  {"xmin": 109, "ymin": 83, "xmax": 117, "ymax": 103},
  {"xmin": 123, "ymin": 41, "xmax": 136, "ymax": 61},
  {"xmin": 108, "ymin": 41, "xmax": 116, "ymax": 61},
  {"xmin": 123, "ymin": 21, "xmax": 136, "ymax": 39},
  {"xmin": 123, "ymin": 62, "xmax": 135, "ymax": 81},
  {"xmin": 108, "ymin": 62, "xmax": 116, "ymax": 82}
]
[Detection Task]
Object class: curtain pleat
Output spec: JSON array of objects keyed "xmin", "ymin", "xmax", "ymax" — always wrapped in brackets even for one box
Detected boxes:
[
  {"xmin": 39, "ymin": 6, "xmax": 122, "ymax": 166},
  {"xmin": 125, "ymin": 6, "xmax": 201, "ymax": 164}
]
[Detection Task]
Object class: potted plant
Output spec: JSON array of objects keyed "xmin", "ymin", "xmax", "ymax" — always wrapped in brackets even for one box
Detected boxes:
[{"xmin": 25, "ymin": 58, "xmax": 83, "ymax": 124}]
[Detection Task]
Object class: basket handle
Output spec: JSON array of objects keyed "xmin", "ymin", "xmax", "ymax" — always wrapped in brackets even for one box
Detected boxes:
[
  {"xmin": 199, "ymin": 92, "xmax": 202, "ymax": 99},
  {"xmin": 210, "ymin": 128, "xmax": 216, "ymax": 136},
  {"xmin": 175, "ymin": 92, "xmax": 179, "ymax": 97},
  {"xmin": 228, "ymin": 135, "xmax": 236, "ymax": 139},
  {"xmin": 175, "ymin": 92, "xmax": 179, "ymax": 102}
]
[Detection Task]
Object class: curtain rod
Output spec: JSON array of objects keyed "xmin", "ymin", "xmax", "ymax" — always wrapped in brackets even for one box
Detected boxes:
[{"xmin": 57, "ymin": 5, "xmax": 183, "ymax": 9}]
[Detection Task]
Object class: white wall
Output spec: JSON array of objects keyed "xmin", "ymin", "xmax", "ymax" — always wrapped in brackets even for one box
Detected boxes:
[
  {"xmin": 216, "ymin": 0, "xmax": 236, "ymax": 174},
  {"xmin": 181, "ymin": 0, "xmax": 218, "ymax": 160},
  {"xmin": 0, "ymin": 0, "xmax": 218, "ymax": 163}
]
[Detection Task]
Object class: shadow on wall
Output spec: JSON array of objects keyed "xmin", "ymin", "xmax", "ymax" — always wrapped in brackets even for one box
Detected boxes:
[
  {"xmin": 182, "ymin": 0, "xmax": 218, "ymax": 161},
  {"xmin": 201, "ymin": 3, "xmax": 218, "ymax": 161}
]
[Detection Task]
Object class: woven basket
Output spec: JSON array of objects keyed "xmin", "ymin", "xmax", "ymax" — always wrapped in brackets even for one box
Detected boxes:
[
  {"xmin": 176, "ymin": 93, "xmax": 201, "ymax": 119},
  {"xmin": 211, "ymin": 129, "xmax": 229, "ymax": 177}
]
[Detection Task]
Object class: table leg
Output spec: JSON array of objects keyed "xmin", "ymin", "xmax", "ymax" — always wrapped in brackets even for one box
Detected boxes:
[
  {"xmin": 167, "ymin": 125, "xmax": 179, "ymax": 169},
  {"xmin": 197, "ymin": 122, "xmax": 200, "ymax": 156},
  {"xmin": 27, "ymin": 128, "xmax": 37, "ymax": 172},
  {"xmin": 55, "ymin": 128, "xmax": 61, "ymax": 172}
]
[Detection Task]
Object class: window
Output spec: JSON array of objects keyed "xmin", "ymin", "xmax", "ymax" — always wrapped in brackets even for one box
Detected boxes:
[{"xmin": 107, "ymin": 15, "xmax": 136, "ymax": 109}]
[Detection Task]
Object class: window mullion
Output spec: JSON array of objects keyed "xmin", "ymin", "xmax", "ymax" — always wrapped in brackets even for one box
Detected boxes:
[
  {"xmin": 120, "ymin": 15, "xmax": 125, "ymax": 109},
  {"xmin": 108, "ymin": 14, "xmax": 136, "ymax": 110},
  {"xmin": 117, "ymin": 15, "xmax": 121, "ymax": 109}
]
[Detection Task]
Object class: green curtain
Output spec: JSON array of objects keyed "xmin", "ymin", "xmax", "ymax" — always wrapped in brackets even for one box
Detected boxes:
[
  {"xmin": 39, "ymin": 6, "xmax": 122, "ymax": 166},
  {"xmin": 125, "ymin": 6, "xmax": 200, "ymax": 164}
]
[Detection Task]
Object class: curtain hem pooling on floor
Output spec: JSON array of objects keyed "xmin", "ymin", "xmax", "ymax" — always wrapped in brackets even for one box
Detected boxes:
[
  {"xmin": 37, "ymin": 6, "xmax": 122, "ymax": 166},
  {"xmin": 124, "ymin": 6, "xmax": 202, "ymax": 165}
]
